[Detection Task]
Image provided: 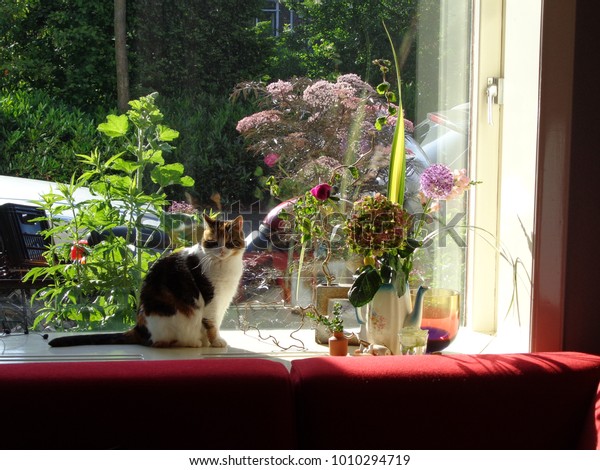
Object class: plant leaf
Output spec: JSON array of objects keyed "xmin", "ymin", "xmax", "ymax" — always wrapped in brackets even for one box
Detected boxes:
[
  {"xmin": 348, "ymin": 265, "xmax": 382, "ymax": 307},
  {"xmin": 97, "ymin": 114, "xmax": 128, "ymax": 138},
  {"xmin": 157, "ymin": 124, "xmax": 179, "ymax": 142}
]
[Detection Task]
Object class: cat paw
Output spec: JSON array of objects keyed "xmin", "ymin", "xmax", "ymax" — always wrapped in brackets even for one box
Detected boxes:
[{"xmin": 210, "ymin": 337, "xmax": 227, "ymax": 348}]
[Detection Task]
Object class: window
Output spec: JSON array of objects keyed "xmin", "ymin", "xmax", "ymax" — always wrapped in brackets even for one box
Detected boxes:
[
  {"xmin": 0, "ymin": 0, "xmax": 546, "ymax": 355},
  {"xmin": 259, "ymin": 0, "xmax": 298, "ymax": 36}
]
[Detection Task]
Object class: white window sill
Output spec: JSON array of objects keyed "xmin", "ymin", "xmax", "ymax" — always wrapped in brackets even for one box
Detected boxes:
[{"xmin": 0, "ymin": 323, "xmax": 528, "ymax": 367}]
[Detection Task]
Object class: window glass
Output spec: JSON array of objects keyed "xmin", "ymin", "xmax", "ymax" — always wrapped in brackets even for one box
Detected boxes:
[{"xmin": 0, "ymin": 0, "xmax": 475, "ymax": 341}]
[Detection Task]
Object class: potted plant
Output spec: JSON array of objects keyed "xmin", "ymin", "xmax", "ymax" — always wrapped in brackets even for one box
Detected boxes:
[{"xmin": 307, "ymin": 302, "xmax": 348, "ymax": 356}]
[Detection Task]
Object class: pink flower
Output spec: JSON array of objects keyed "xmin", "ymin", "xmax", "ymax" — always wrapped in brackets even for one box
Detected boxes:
[
  {"xmin": 236, "ymin": 110, "xmax": 282, "ymax": 134},
  {"xmin": 446, "ymin": 169, "xmax": 472, "ymax": 200},
  {"xmin": 266, "ymin": 80, "xmax": 294, "ymax": 101},
  {"xmin": 263, "ymin": 153, "xmax": 280, "ymax": 167},
  {"xmin": 310, "ymin": 183, "xmax": 333, "ymax": 201},
  {"xmin": 168, "ymin": 201, "xmax": 197, "ymax": 214},
  {"xmin": 336, "ymin": 74, "xmax": 375, "ymax": 94},
  {"xmin": 303, "ymin": 80, "xmax": 338, "ymax": 109}
]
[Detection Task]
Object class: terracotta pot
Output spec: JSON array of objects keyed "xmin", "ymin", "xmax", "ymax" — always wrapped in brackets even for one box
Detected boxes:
[{"xmin": 328, "ymin": 331, "xmax": 348, "ymax": 356}]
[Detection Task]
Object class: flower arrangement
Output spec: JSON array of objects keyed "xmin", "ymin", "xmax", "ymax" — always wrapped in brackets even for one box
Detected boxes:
[
  {"xmin": 273, "ymin": 175, "xmax": 351, "ymax": 287},
  {"xmin": 345, "ymin": 164, "xmax": 476, "ymax": 307},
  {"xmin": 341, "ymin": 25, "xmax": 477, "ymax": 308}
]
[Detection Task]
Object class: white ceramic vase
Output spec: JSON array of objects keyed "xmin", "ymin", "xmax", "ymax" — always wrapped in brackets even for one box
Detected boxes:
[{"xmin": 365, "ymin": 283, "xmax": 412, "ymax": 355}]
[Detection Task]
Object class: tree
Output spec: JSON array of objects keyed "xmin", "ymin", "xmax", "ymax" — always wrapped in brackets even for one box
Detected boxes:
[
  {"xmin": 276, "ymin": 0, "xmax": 418, "ymax": 116},
  {"xmin": 115, "ymin": 0, "xmax": 130, "ymax": 113}
]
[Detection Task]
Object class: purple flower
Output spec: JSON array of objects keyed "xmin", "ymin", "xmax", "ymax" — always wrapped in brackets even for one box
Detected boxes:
[
  {"xmin": 420, "ymin": 164, "xmax": 454, "ymax": 200},
  {"xmin": 263, "ymin": 153, "xmax": 280, "ymax": 167},
  {"xmin": 310, "ymin": 183, "xmax": 333, "ymax": 201}
]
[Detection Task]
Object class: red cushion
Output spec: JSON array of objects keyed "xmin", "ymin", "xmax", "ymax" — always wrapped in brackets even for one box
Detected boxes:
[
  {"xmin": 0, "ymin": 358, "xmax": 295, "ymax": 449},
  {"xmin": 290, "ymin": 352, "xmax": 600, "ymax": 449}
]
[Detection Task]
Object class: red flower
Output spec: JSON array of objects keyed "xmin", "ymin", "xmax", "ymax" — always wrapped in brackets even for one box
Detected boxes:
[
  {"xmin": 70, "ymin": 239, "xmax": 88, "ymax": 263},
  {"xmin": 310, "ymin": 183, "xmax": 332, "ymax": 201}
]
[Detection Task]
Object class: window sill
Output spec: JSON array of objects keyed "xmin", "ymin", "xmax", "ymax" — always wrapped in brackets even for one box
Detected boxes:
[{"xmin": 0, "ymin": 323, "xmax": 529, "ymax": 367}]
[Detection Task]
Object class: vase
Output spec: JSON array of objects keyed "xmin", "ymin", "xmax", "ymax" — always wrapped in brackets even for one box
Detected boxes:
[
  {"xmin": 365, "ymin": 283, "xmax": 412, "ymax": 355},
  {"xmin": 328, "ymin": 331, "xmax": 349, "ymax": 356},
  {"xmin": 412, "ymin": 288, "xmax": 461, "ymax": 353}
]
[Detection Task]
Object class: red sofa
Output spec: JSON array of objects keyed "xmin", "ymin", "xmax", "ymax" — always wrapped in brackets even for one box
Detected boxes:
[{"xmin": 1, "ymin": 352, "xmax": 599, "ymax": 449}]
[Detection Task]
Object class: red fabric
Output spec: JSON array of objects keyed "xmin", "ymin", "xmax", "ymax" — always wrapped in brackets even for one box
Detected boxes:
[
  {"xmin": 0, "ymin": 358, "xmax": 295, "ymax": 450},
  {"xmin": 290, "ymin": 352, "xmax": 600, "ymax": 449}
]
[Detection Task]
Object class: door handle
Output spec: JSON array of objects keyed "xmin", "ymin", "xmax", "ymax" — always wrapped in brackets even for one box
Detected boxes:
[{"xmin": 486, "ymin": 77, "xmax": 503, "ymax": 126}]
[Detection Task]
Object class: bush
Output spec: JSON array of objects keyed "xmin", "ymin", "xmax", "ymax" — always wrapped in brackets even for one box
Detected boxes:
[
  {"xmin": 159, "ymin": 92, "xmax": 265, "ymax": 209},
  {"xmin": 0, "ymin": 1, "xmax": 116, "ymax": 111},
  {"xmin": 0, "ymin": 88, "xmax": 107, "ymax": 182}
]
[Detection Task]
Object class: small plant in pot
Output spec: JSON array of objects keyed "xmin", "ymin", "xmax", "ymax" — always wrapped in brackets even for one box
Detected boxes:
[{"xmin": 307, "ymin": 302, "xmax": 348, "ymax": 356}]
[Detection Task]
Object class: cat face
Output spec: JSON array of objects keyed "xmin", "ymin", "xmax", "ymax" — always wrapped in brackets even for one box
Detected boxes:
[{"xmin": 201, "ymin": 214, "xmax": 246, "ymax": 259}]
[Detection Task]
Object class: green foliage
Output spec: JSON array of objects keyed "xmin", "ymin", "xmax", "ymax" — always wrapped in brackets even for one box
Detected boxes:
[
  {"xmin": 0, "ymin": 0, "xmax": 116, "ymax": 111},
  {"xmin": 25, "ymin": 94, "xmax": 194, "ymax": 330},
  {"xmin": 0, "ymin": 88, "xmax": 106, "ymax": 182},
  {"xmin": 130, "ymin": 0, "xmax": 273, "ymax": 98},
  {"xmin": 307, "ymin": 301, "xmax": 344, "ymax": 333},
  {"xmin": 158, "ymin": 92, "xmax": 263, "ymax": 207},
  {"xmin": 277, "ymin": 0, "xmax": 418, "ymax": 116}
]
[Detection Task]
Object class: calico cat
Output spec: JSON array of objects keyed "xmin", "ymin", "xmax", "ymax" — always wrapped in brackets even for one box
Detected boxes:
[{"xmin": 49, "ymin": 214, "xmax": 245, "ymax": 348}]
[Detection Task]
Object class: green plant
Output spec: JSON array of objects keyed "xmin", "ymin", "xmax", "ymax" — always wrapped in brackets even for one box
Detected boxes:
[
  {"xmin": 159, "ymin": 92, "xmax": 263, "ymax": 207},
  {"xmin": 25, "ymin": 93, "xmax": 194, "ymax": 330},
  {"xmin": 0, "ymin": 88, "xmax": 107, "ymax": 182},
  {"xmin": 306, "ymin": 301, "xmax": 344, "ymax": 333}
]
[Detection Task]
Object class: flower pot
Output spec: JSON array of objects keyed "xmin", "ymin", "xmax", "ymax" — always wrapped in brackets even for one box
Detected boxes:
[{"xmin": 328, "ymin": 331, "xmax": 349, "ymax": 356}]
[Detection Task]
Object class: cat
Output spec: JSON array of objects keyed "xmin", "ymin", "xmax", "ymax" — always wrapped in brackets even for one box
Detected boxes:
[{"xmin": 48, "ymin": 214, "xmax": 245, "ymax": 348}]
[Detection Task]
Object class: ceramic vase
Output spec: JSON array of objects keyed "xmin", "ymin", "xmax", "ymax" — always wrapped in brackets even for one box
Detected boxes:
[
  {"xmin": 328, "ymin": 331, "xmax": 349, "ymax": 356},
  {"xmin": 365, "ymin": 283, "xmax": 412, "ymax": 355}
]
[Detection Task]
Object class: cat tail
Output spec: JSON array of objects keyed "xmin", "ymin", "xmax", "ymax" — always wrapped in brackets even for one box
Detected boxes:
[{"xmin": 48, "ymin": 329, "xmax": 148, "ymax": 347}]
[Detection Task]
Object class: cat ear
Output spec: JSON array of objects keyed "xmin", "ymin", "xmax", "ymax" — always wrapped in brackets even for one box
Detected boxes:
[
  {"xmin": 232, "ymin": 215, "xmax": 244, "ymax": 231},
  {"xmin": 203, "ymin": 213, "xmax": 216, "ymax": 227},
  {"xmin": 185, "ymin": 191, "xmax": 202, "ymax": 209}
]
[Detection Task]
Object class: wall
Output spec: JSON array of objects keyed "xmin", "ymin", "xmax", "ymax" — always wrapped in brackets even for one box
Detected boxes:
[
  {"xmin": 533, "ymin": 0, "xmax": 600, "ymax": 354},
  {"xmin": 563, "ymin": 0, "xmax": 600, "ymax": 354}
]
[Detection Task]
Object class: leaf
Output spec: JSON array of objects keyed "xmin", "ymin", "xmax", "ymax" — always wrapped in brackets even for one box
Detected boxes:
[
  {"xmin": 393, "ymin": 268, "xmax": 407, "ymax": 298},
  {"xmin": 157, "ymin": 125, "xmax": 179, "ymax": 142},
  {"xmin": 97, "ymin": 114, "xmax": 128, "ymax": 138},
  {"xmin": 150, "ymin": 163, "xmax": 185, "ymax": 187},
  {"xmin": 383, "ymin": 21, "xmax": 406, "ymax": 206},
  {"xmin": 179, "ymin": 175, "xmax": 195, "ymax": 187},
  {"xmin": 145, "ymin": 149, "xmax": 164, "ymax": 165},
  {"xmin": 376, "ymin": 82, "xmax": 390, "ymax": 95},
  {"xmin": 375, "ymin": 116, "xmax": 387, "ymax": 131},
  {"xmin": 348, "ymin": 265, "xmax": 383, "ymax": 307},
  {"xmin": 110, "ymin": 158, "xmax": 141, "ymax": 174},
  {"xmin": 348, "ymin": 166, "xmax": 360, "ymax": 179}
]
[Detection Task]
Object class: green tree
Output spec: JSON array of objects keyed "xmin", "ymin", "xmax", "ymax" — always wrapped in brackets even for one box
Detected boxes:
[
  {"xmin": 0, "ymin": 0, "xmax": 117, "ymax": 111},
  {"xmin": 129, "ymin": 0, "xmax": 273, "ymax": 97},
  {"xmin": 275, "ymin": 0, "xmax": 418, "ymax": 116}
]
